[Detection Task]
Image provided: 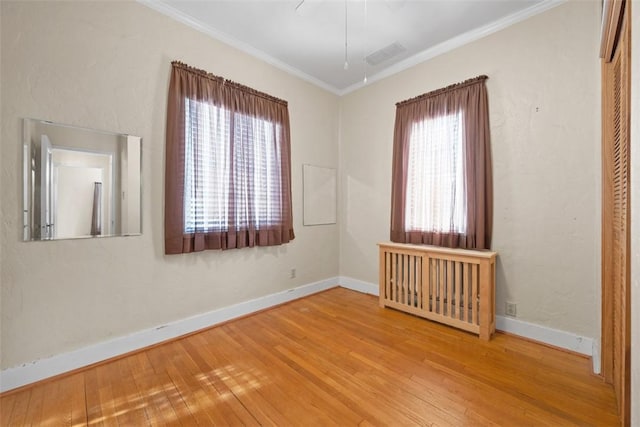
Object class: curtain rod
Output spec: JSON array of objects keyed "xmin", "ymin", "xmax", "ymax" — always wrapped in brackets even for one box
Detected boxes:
[
  {"xmin": 396, "ymin": 75, "xmax": 488, "ymax": 107},
  {"xmin": 171, "ymin": 61, "xmax": 288, "ymax": 106}
]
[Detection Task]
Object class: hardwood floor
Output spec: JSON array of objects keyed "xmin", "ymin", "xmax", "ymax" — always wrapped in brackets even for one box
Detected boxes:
[{"xmin": 1, "ymin": 288, "xmax": 620, "ymax": 426}]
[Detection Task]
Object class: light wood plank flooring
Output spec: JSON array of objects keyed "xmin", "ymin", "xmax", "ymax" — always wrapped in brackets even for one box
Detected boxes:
[{"xmin": 1, "ymin": 288, "xmax": 620, "ymax": 426}]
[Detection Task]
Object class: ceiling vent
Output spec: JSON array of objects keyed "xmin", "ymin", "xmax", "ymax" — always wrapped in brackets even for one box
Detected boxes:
[
  {"xmin": 365, "ymin": 42, "xmax": 407, "ymax": 66},
  {"xmin": 384, "ymin": 0, "xmax": 406, "ymax": 12}
]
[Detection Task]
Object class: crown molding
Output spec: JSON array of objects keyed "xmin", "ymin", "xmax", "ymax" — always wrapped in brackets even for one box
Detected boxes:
[
  {"xmin": 137, "ymin": 0, "xmax": 342, "ymax": 96},
  {"xmin": 338, "ymin": 0, "xmax": 566, "ymax": 95},
  {"xmin": 138, "ymin": 0, "xmax": 565, "ymax": 96}
]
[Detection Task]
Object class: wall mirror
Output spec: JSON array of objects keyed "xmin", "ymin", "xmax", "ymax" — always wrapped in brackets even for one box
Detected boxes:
[
  {"xmin": 23, "ymin": 119, "xmax": 142, "ymax": 241},
  {"xmin": 303, "ymin": 164, "xmax": 337, "ymax": 226}
]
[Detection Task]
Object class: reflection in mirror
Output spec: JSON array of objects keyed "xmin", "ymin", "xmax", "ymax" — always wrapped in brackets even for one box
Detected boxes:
[{"xmin": 23, "ymin": 119, "xmax": 142, "ymax": 241}]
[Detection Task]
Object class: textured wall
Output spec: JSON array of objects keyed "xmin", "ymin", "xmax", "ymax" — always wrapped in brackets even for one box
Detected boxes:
[
  {"xmin": 339, "ymin": 1, "xmax": 601, "ymax": 338},
  {"xmin": 0, "ymin": 1, "xmax": 340, "ymax": 369}
]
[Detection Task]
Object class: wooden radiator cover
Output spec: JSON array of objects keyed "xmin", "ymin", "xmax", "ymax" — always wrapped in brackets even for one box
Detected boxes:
[{"xmin": 378, "ymin": 242, "xmax": 497, "ymax": 340}]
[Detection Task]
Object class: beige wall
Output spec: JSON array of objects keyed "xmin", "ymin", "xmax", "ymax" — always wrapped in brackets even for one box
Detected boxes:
[
  {"xmin": 0, "ymin": 1, "xmax": 340, "ymax": 369},
  {"xmin": 339, "ymin": 1, "xmax": 601, "ymax": 338}
]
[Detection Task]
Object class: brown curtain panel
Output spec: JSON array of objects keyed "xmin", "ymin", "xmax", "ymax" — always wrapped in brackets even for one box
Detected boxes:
[
  {"xmin": 390, "ymin": 75, "xmax": 493, "ymax": 249},
  {"xmin": 165, "ymin": 61, "xmax": 294, "ymax": 254}
]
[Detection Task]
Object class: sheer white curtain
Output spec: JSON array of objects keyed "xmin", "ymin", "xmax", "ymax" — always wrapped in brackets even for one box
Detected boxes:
[
  {"xmin": 183, "ymin": 98, "xmax": 283, "ymax": 234},
  {"xmin": 405, "ymin": 110, "xmax": 466, "ymax": 234},
  {"xmin": 184, "ymin": 98, "xmax": 231, "ymax": 233}
]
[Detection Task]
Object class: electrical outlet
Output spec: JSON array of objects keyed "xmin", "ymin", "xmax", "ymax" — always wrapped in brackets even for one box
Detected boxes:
[
  {"xmin": 505, "ymin": 302, "xmax": 517, "ymax": 317},
  {"xmin": 290, "ymin": 268, "xmax": 296, "ymax": 279}
]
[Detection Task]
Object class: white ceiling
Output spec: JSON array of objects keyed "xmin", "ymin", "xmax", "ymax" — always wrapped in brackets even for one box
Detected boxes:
[{"xmin": 141, "ymin": 0, "xmax": 562, "ymax": 95}]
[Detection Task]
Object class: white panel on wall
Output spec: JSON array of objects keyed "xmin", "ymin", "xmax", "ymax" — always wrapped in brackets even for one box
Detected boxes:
[{"xmin": 303, "ymin": 164, "xmax": 337, "ymax": 226}]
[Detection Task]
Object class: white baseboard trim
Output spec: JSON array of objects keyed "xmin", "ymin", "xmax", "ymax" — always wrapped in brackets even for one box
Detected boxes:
[
  {"xmin": 0, "ymin": 277, "xmax": 339, "ymax": 393},
  {"xmin": 0, "ymin": 275, "xmax": 600, "ymax": 392},
  {"xmin": 338, "ymin": 277, "xmax": 598, "ymax": 364},
  {"xmin": 591, "ymin": 338, "xmax": 601, "ymax": 374},
  {"xmin": 495, "ymin": 315, "xmax": 593, "ymax": 356},
  {"xmin": 338, "ymin": 276, "xmax": 379, "ymax": 295}
]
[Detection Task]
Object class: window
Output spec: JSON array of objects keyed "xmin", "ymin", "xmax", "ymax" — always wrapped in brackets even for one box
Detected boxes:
[
  {"xmin": 405, "ymin": 111, "xmax": 466, "ymax": 234},
  {"xmin": 165, "ymin": 62, "xmax": 294, "ymax": 254},
  {"xmin": 390, "ymin": 76, "xmax": 492, "ymax": 249},
  {"xmin": 183, "ymin": 100, "xmax": 283, "ymax": 234}
]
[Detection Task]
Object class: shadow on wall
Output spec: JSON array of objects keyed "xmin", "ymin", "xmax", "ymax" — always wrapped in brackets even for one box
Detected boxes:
[{"xmin": 345, "ymin": 174, "xmax": 386, "ymax": 281}]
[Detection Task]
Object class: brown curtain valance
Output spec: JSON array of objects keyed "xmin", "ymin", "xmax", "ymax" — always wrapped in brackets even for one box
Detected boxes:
[
  {"xmin": 396, "ymin": 75, "xmax": 488, "ymax": 107},
  {"xmin": 171, "ymin": 61, "xmax": 288, "ymax": 106}
]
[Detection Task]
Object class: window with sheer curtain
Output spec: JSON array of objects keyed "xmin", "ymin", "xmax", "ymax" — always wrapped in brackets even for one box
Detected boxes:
[
  {"xmin": 390, "ymin": 75, "xmax": 492, "ymax": 249},
  {"xmin": 405, "ymin": 111, "xmax": 466, "ymax": 234},
  {"xmin": 165, "ymin": 61, "xmax": 294, "ymax": 254},
  {"xmin": 183, "ymin": 100, "xmax": 283, "ymax": 234}
]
